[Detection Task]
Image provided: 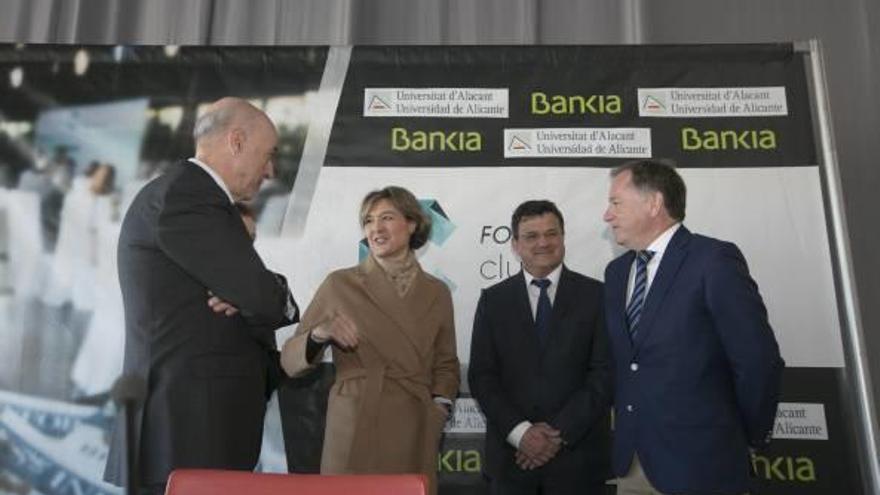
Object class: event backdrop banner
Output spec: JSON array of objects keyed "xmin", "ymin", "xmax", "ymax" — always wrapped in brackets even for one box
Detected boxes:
[{"xmin": 0, "ymin": 44, "xmax": 860, "ymax": 494}]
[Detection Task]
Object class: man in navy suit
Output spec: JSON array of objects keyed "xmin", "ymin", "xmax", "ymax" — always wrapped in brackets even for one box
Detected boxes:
[
  {"xmin": 469, "ymin": 200, "xmax": 611, "ymax": 495},
  {"xmin": 602, "ymin": 159, "xmax": 784, "ymax": 495}
]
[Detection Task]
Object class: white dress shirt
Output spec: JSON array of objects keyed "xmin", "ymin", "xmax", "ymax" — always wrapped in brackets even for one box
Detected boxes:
[
  {"xmin": 507, "ymin": 263, "xmax": 563, "ymax": 449},
  {"xmin": 626, "ymin": 223, "xmax": 681, "ymax": 303}
]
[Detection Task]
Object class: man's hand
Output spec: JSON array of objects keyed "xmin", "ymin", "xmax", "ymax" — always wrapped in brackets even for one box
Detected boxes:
[
  {"xmin": 207, "ymin": 291, "xmax": 239, "ymax": 316},
  {"xmin": 311, "ymin": 312, "xmax": 360, "ymax": 350},
  {"xmin": 515, "ymin": 422, "xmax": 562, "ymax": 470}
]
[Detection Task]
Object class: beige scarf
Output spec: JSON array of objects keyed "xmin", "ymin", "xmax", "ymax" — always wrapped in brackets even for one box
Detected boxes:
[{"xmin": 375, "ymin": 251, "xmax": 419, "ymax": 297}]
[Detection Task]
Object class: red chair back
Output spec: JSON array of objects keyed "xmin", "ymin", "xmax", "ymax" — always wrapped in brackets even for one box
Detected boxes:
[{"xmin": 165, "ymin": 470, "xmax": 427, "ymax": 495}]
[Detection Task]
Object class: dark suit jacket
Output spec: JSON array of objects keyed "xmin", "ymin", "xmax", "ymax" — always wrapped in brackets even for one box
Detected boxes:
[
  {"xmin": 468, "ymin": 267, "xmax": 611, "ymax": 488},
  {"xmin": 605, "ymin": 226, "xmax": 784, "ymax": 495},
  {"xmin": 104, "ymin": 161, "xmax": 297, "ymax": 486}
]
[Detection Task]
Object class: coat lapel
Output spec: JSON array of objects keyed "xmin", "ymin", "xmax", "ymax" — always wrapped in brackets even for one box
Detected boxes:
[
  {"xmin": 632, "ymin": 226, "xmax": 691, "ymax": 353},
  {"xmin": 608, "ymin": 252, "xmax": 635, "ymax": 352},
  {"xmin": 508, "ymin": 272, "xmax": 542, "ymax": 347},
  {"xmin": 544, "ymin": 267, "xmax": 575, "ymax": 349},
  {"xmin": 357, "ymin": 255, "xmax": 439, "ymax": 356}
]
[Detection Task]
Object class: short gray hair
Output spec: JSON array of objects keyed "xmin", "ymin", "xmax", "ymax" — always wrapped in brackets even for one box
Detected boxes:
[{"xmin": 192, "ymin": 106, "xmax": 234, "ymax": 143}]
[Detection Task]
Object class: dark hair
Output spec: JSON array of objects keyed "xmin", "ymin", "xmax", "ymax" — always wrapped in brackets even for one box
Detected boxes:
[
  {"xmin": 611, "ymin": 159, "xmax": 686, "ymax": 221},
  {"xmin": 511, "ymin": 200, "xmax": 565, "ymax": 239},
  {"xmin": 359, "ymin": 186, "xmax": 432, "ymax": 250}
]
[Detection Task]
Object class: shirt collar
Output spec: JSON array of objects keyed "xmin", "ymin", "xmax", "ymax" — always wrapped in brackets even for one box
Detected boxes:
[
  {"xmin": 645, "ymin": 222, "xmax": 681, "ymax": 258},
  {"xmin": 188, "ymin": 157, "xmax": 234, "ymax": 204},
  {"xmin": 523, "ymin": 262, "xmax": 563, "ymax": 288}
]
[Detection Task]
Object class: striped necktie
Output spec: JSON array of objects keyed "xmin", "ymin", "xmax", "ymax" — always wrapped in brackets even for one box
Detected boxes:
[{"xmin": 626, "ymin": 250, "xmax": 655, "ymax": 339}]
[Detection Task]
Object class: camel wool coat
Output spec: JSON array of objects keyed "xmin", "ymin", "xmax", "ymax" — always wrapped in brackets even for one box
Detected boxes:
[{"xmin": 281, "ymin": 255, "xmax": 460, "ymax": 493}]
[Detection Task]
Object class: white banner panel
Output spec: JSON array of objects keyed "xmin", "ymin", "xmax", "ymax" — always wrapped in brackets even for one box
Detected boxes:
[{"xmin": 260, "ymin": 166, "xmax": 842, "ymax": 368}]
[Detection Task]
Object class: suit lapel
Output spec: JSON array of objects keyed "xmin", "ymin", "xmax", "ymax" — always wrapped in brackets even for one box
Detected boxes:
[
  {"xmin": 508, "ymin": 272, "xmax": 542, "ymax": 347},
  {"xmin": 544, "ymin": 267, "xmax": 575, "ymax": 348},
  {"xmin": 608, "ymin": 252, "xmax": 635, "ymax": 352},
  {"xmin": 184, "ymin": 160, "xmax": 236, "ymax": 209},
  {"xmin": 633, "ymin": 226, "xmax": 691, "ymax": 353}
]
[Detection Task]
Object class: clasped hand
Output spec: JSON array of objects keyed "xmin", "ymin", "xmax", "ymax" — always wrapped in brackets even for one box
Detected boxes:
[{"xmin": 515, "ymin": 422, "xmax": 562, "ymax": 470}]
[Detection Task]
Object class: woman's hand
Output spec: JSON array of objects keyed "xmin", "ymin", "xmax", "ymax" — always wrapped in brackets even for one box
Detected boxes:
[
  {"xmin": 311, "ymin": 312, "xmax": 360, "ymax": 350},
  {"xmin": 433, "ymin": 401, "xmax": 451, "ymax": 420}
]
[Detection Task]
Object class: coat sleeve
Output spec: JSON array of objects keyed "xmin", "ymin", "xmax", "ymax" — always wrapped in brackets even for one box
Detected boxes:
[
  {"xmin": 156, "ymin": 182, "xmax": 290, "ymax": 327},
  {"xmin": 705, "ymin": 242, "xmax": 785, "ymax": 448},
  {"xmin": 430, "ymin": 286, "xmax": 460, "ymax": 400},
  {"xmin": 280, "ymin": 274, "xmax": 336, "ymax": 377},
  {"xmin": 549, "ymin": 291, "xmax": 612, "ymax": 446},
  {"xmin": 467, "ymin": 289, "xmax": 526, "ymax": 439}
]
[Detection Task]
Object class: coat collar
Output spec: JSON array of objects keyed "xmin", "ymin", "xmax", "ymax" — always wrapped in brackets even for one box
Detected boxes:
[
  {"xmin": 358, "ymin": 254, "xmax": 440, "ymax": 351},
  {"xmin": 630, "ymin": 225, "xmax": 692, "ymax": 353}
]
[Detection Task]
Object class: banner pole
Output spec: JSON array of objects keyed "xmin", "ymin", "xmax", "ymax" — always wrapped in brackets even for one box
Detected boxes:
[{"xmin": 807, "ymin": 38, "xmax": 880, "ymax": 494}]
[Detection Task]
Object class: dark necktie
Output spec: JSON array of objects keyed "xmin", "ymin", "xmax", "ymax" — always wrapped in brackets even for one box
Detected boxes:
[
  {"xmin": 532, "ymin": 278, "xmax": 552, "ymax": 344},
  {"xmin": 626, "ymin": 250, "xmax": 655, "ymax": 339}
]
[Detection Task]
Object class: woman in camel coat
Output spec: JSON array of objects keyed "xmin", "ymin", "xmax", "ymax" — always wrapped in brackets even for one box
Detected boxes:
[{"xmin": 281, "ymin": 186, "xmax": 459, "ymax": 495}]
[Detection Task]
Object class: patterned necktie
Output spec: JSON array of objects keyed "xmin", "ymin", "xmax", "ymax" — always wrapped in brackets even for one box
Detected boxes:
[
  {"xmin": 532, "ymin": 278, "xmax": 552, "ymax": 344},
  {"xmin": 626, "ymin": 250, "xmax": 655, "ymax": 339}
]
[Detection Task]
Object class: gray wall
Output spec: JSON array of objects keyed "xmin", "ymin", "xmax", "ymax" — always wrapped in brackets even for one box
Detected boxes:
[{"xmin": 2, "ymin": 0, "xmax": 878, "ymax": 477}]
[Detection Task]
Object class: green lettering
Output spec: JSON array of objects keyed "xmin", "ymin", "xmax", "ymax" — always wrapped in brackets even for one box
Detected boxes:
[
  {"xmin": 531, "ymin": 92, "xmax": 549, "ymax": 115},
  {"xmin": 438, "ymin": 450, "xmax": 455, "ymax": 472},
  {"xmin": 391, "ymin": 127, "xmax": 409, "ymax": 151},
  {"xmin": 550, "ymin": 95, "xmax": 567, "ymax": 114},
  {"xmin": 463, "ymin": 450, "xmax": 481, "ymax": 472},
  {"xmin": 759, "ymin": 129, "xmax": 777, "ymax": 149},
  {"xmin": 681, "ymin": 127, "xmax": 701, "ymax": 150},
  {"xmin": 411, "ymin": 131, "xmax": 427, "ymax": 151},
  {"xmin": 795, "ymin": 457, "xmax": 816, "ymax": 481},
  {"xmin": 721, "ymin": 130, "xmax": 743, "ymax": 149},
  {"xmin": 770, "ymin": 456, "xmax": 787, "ymax": 480},
  {"xmin": 606, "ymin": 95, "xmax": 622, "ymax": 113}
]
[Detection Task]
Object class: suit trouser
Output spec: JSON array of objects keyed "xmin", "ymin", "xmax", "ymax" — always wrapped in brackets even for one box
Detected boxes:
[
  {"xmin": 616, "ymin": 455, "xmax": 748, "ymax": 495},
  {"xmin": 489, "ymin": 474, "xmax": 606, "ymax": 495},
  {"xmin": 138, "ymin": 482, "xmax": 166, "ymax": 495}
]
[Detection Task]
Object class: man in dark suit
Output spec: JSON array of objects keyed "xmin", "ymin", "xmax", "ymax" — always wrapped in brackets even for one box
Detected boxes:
[
  {"xmin": 602, "ymin": 159, "xmax": 784, "ymax": 495},
  {"xmin": 104, "ymin": 97, "xmax": 298, "ymax": 494},
  {"xmin": 236, "ymin": 201, "xmax": 286, "ymax": 402},
  {"xmin": 469, "ymin": 200, "xmax": 611, "ymax": 495}
]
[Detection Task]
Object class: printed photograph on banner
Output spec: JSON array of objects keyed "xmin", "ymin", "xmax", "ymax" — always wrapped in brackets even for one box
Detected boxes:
[{"xmin": 0, "ymin": 44, "xmax": 328, "ymax": 492}]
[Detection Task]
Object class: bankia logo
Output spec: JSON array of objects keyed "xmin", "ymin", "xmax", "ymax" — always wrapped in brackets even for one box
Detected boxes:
[{"xmin": 359, "ymin": 199, "xmax": 456, "ymax": 274}]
